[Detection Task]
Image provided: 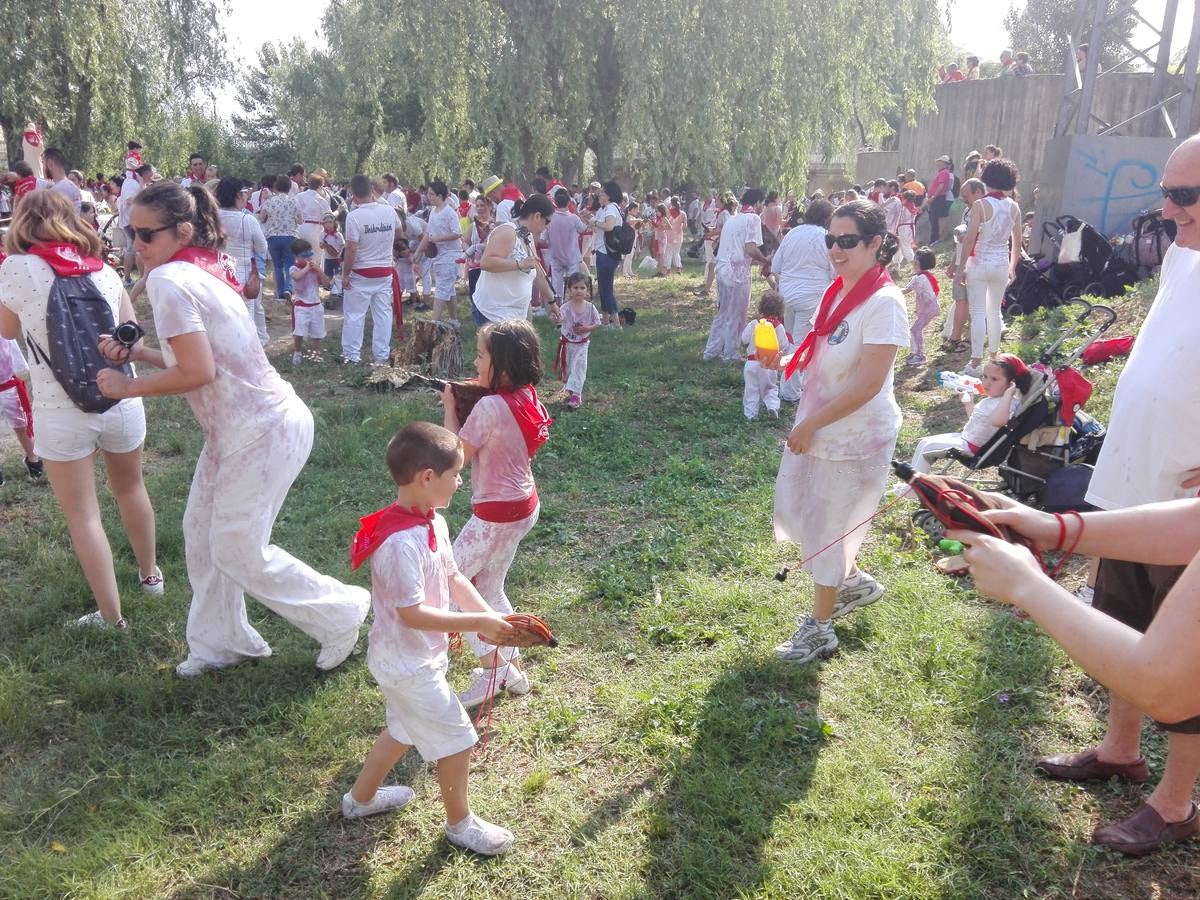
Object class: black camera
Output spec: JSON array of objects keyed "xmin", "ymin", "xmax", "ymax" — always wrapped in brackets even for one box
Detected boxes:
[{"xmin": 113, "ymin": 320, "xmax": 144, "ymax": 348}]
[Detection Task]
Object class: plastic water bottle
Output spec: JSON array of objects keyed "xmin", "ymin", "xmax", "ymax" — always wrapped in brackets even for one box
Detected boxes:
[{"xmin": 754, "ymin": 319, "xmax": 779, "ymax": 364}]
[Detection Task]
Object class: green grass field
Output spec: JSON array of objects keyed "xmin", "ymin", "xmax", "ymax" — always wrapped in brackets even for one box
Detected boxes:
[{"xmin": 1, "ymin": 262, "xmax": 1192, "ymax": 899}]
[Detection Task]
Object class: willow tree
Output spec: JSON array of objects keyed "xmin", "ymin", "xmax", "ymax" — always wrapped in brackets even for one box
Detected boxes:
[{"xmin": 0, "ymin": 0, "xmax": 227, "ymax": 173}]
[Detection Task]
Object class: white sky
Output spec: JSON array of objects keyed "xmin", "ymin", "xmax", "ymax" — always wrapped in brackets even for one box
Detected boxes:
[
  {"xmin": 949, "ymin": 0, "xmax": 1194, "ymax": 66},
  {"xmin": 212, "ymin": 0, "xmax": 1196, "ymax": 118}
]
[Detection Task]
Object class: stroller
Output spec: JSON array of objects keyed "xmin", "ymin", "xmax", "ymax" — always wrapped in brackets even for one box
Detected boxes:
[
  {"xmin": 1004, "ymin": 216, "xmax": 1138, "ymax": 316},
  {"xmin": 911, "ymin": 299, "xmax": 1117, "ymax": 539}
]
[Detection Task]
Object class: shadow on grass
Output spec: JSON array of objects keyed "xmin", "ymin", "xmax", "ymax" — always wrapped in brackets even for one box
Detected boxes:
[{"xmin": 643, "ymin": 658, "xmax": 825, "ymax": 899}]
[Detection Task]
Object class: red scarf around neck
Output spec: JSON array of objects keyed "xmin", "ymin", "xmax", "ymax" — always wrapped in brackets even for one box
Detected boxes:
[
  {"xmin": 918, "ymin": 270, "xmax": 940, "ymax": 295},
  {"xmin": 170, "ymin": 247, "xmax": 242, "ymax": 291},
  {"xmin": 350, "ymin": 504, "xmax": 436, "ymax": 570},
  {"xmin": 27, "ymin": 242, "xmax": 104, "ymax": 276},
  {"xmin": 784, "ymin": 265, "xmax": 893, "ymax": 380},
  {"xmin": 498, "ymin": 385, "xmax": 552, "ymax": 458}
]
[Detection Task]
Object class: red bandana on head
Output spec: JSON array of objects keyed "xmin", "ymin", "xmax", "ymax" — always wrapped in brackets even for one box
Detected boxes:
[
  {"xmin": 498, "ymin": 386, "xmax": 552, "ymax": 457},
  {"xmin": 350, "ymin": 504, "xmax": 436, "ymax": 570},
  {"xmin": 784, "ymin": 264, "xmax": 893, "ymax": 380},
  {"xmin": 170, "ymin": 247, "xmax": 242, "ymax": 292},
  {"xmin": 27, "ymin": 242, "xmax": 104, "ymax": 277}
]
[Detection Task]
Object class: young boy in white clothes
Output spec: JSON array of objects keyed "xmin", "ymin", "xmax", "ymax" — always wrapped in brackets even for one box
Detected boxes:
[
  {"xmin": 289, "ymin": 238, "xmax": 329, "ymax": 366},
  {"xmin": 739, "ymin": 291, "xmax": 790, "ymax": 420},
  {"xmin": 342, "ymin": 421, "xmax": 519, "ymax": 856}
]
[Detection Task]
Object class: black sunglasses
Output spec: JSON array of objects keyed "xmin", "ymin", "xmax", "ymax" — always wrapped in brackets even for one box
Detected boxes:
[
  {"xmin": 1161, "ymin": 183, "xmax": 1200, "ymax": 207},
  {"xmin": 133, "ymin": 224, "xmax": 175, "ymax": 243},
  {"xmin": 825, "ymin": 232, "xmax": 870, "ymax": 250}
]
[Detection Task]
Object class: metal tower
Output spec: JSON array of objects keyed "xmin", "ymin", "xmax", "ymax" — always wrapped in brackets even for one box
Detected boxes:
[{"xmin": 1055, "ymin": 0, "xmax": 1200, "ymax": 138}]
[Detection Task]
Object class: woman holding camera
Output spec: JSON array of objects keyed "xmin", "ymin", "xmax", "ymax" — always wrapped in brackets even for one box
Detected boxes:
[
  {"xmin": 0, "ymin": 189, "xmax": 161, "ymax": 630},
  {"xmin": 95, "ymin": 181, "xmax": 369, "ymax": 677}
]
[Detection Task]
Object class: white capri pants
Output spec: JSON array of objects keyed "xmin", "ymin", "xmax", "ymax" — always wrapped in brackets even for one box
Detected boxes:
[
  {"xmin": 453, "ymin": 506, "xmax": 539, "ymax": 660},
  {"xmin": 703, "ymin": 275, "xmax": 751, "ymax": 361},
  {"xmin": 432, "ymin": 253, "xmax": 458, "ymax": 302},
  {"xmin": 774, "ymin": 441, "xmax": 896, "ymax": 588},
  {"xmin": 742, "ymin": 360, "xmax": 779, "ymax": 418},
  {"xmin": 180, "ymin": 399, "xmax": 370, "ymax": 667},
  {"xmin": 245, "ymin": 297, "xmax": 268, "ymax": 346},
  {"xmin": 341, "ymin": 272, "xmax": 394, "ymax": 363},
  {"xmin": 781, "ymin": 290, "xmax": 821, "ymax": 402},
  {"xmin": 966, "ymin": 259, "xmax": 1009, "ymax": 358},
  {"xmin": 664, "ymin": 236, "xmax": 683, "ymax": 270}
]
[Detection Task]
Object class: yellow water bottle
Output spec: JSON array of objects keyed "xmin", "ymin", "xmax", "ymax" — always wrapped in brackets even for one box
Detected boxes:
[{"xmin": 754, "ymin": 318, "xmax": 779, "ymax": 364}]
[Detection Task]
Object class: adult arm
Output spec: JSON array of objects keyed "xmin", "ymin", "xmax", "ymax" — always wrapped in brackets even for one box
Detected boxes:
[
  {"xmin": 341, "ymin": 241, "xmax": 358, "ymax": 290},
  {"xmin": 0, "ymin": 301, "xmax": 18, "ymax": 340},
  {"xmin": 947, "ymin": 518, "xmax": 1200, "ymax": 724},
  {"xmin": 786, "ymin": 343, "xmax": 898, "ymax": 454},
  {"xmin": 1007, "ymin": 201, "xmax": 1022, "ymax": 281},
  {"xmin": 479, "ymin": 226, "xmax": 527, "ymax": 273},
  {"xmin": 96, "ymin": 330, "xmax": 216, "ymax": 398},
  {"xmin": 592, "ymin": 210, "xmax": 618, "ymax": 233},
  {"xmin": 250, "ymin": 216, "xmax": 268, "ymax": 259},
  {"xmin": 956, "ymin": 202, "xmax": 983, "ymax": 286}
]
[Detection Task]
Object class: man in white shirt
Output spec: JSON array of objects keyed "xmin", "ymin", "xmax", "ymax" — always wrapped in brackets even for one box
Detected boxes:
[
  {"xmin": 382, "ymin": 173, "xmax": 406, "ymax": 210},
  {"xmin": 43, "ymin": 148, "xmax": 82, "ymax": 211},
  {"xmin": 703, "ymin": 189, "xmax": 771, "ymax": 362},
  {"xmin": 341, "ymin": 174, "xmax": 398, "ymax": 364},
  {"xmin": 1031, "ymin": 134, "xmax": 1200, "ymax": 857},
  {"xmin": 288, "ymin": 164, "xmax": 306, "ymax": 195},
  {"xmin": 119, "ymin": 164, "xmax": 154, "ymax": 284},
  {"xmin": 68, "ymin": 170, "xmax": 95, "ymax": 205},
  {"xmin": 180, "ymin": 153, "xmax": 206, "ymax": 188},
  {"xmin": 698, "ymin": 188, "xmax": 721, "ymax": 296}
]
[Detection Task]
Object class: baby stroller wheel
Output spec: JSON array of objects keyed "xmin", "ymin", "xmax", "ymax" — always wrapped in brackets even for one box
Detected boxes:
[{"xmin": 911, "ymin": 508, "xmax": 946, "ymax": 541}]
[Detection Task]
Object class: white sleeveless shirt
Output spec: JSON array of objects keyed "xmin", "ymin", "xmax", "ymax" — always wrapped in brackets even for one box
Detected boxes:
[{"xmin": 973, "ymin": 195, "xmax": 1019, "ymax": 266}]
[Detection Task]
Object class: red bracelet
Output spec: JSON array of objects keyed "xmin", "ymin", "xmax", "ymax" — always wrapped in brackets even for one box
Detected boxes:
[{"xmin": 1047, "ymin": 511, "xmax": 1085, "ymax": 579}]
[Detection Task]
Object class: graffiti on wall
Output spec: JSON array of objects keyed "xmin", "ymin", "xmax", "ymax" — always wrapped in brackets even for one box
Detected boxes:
[{"xmin": 1072, "ymin": 146, "xmax": 1165, "ymax": 236}]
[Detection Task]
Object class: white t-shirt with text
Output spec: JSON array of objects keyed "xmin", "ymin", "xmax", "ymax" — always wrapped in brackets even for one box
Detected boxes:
[{"xmin": 345, "ymin": 202, "xmax": 397, "ymax": 270}]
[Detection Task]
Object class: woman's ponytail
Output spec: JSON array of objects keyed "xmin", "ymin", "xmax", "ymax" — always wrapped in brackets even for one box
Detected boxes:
[
  {"xmin": 188, "ymin": 184, "xmax": 225, "ymax": 251},
  {"xmin": 877, "ymin": 232, "xmax": 899, "ymax": 266}
]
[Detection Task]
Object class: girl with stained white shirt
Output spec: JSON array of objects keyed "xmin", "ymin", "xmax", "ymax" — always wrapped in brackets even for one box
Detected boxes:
[
  {"xmin": 95, "ymin": 181, "xmax": 369, "ymax": 677},
  {"xmin": 770, "ymin": 200, "xmax": 909, "ymax": 665},
  {"xmin": 0, "ymin": 189, "xmax": 161, "ymax": 630}
]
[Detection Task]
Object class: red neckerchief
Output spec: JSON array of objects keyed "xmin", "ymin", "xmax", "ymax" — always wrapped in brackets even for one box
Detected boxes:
[
  {"xmin": 26, "ymin": 242, "xmax": 104, "ymax": 276},
  {"xmin": 13, "ymin": 176, "xmax": 38, "ymax": 200},
  {"xmin": 918, "ymin": 270, "xmax": 940, "ymax": 295},
  {"xmin": 170, "ymin": 247, "xmax": 242, "ymax": 291},
  {"xmin": 785, "ymin": 265, "xmax": 893, "ymax": 380},
  {"xmin": 498, "ymin": 385, "xmax": 552, "ymax": 458},
  {"xmin": 350, "ymin": 504, "xmax": 436, "ymax": 570},
  {"xmin": 986, "ymin": 191, "xmax": 1006, "ymax": 199},
  {"xmin": 739, "ymin": 205, "xmax": 756, "ymax": 214},
  {"xmin": 902, "ymin": 199, "xmax": 920, "ymax": 215},
  {"xmin": 763, "ymin": 315, "xmax": 793, "ymax": 344}
]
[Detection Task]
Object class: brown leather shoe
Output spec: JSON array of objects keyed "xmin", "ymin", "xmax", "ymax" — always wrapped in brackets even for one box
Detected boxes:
[
  {"xmin": 1093, "ymin": 802, "xmax": 1200, "ymax": 856},
  {"xmin": 1034, "ymin": 748, "xmax": 1149, "ymax": 783}
]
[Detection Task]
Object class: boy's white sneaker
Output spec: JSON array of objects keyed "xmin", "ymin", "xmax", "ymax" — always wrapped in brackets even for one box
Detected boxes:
[
  {"xmin": 316, "ymin": 628, "xmax": 361, "ymax": 671},
  {"xmin": 139, "ymin": 568, "xmax": 165, "ymax": 596},
  {"xmin": 445, "ymin": 813, "xmax": 514, "ymax": 855},
  {"xmin": 341, "ymin": 785, "xmax": 414, "ymax": 819}
]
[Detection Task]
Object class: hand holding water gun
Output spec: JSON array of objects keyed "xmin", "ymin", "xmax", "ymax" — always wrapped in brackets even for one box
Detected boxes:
[{"xmin": 937, "ymin": 371, "xmax": 985, "ymax": 396}]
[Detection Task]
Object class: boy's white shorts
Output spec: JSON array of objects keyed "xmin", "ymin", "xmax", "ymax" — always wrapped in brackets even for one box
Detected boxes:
[
  {"xmin": 291, "ymin": 301, "xmax": 327, "ymax": 339},
  {"xmin": 374, "ymin": 662, "xmax": 478, "ymax": 762}
]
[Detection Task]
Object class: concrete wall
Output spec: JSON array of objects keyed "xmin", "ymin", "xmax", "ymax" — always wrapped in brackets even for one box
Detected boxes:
[
  {"xmin": 1033, "ymin": 134, "xmax": 1179, "ymax": 251},
  {"xmin": 854, "ymin": 73, "xmax": 1187, "ymax": 211}
]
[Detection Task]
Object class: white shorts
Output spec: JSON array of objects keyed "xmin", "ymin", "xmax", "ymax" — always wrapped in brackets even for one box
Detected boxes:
[
  {"xmin": 0, "ymin": 388, "xmax": 28, "ymax": 431},
  {"xmin": 33, "ymin": 399, "xmax": 146, "ymax": 462},
  {"xmin": 374, "ymin": 661, "xmax": 478, "ymax": 762},
  {"xmin": 291, "ymin": 302, "xmax": 326, "ymax": 339}
]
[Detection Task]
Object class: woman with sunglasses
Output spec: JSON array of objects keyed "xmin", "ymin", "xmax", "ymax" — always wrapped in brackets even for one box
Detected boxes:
[
  {"xmin": 94, "ymin": 181, "xmax": 369, "ymax": 678},
  {"xmin": 771, "ymin": 200, "xmax": 909, "ymax": 665},
  {"xmin": 216, "ymin": 177, "xmax": 269, "ymax": 345},
  {"xmin": 0, "ymin": 189, "xmax": 161, "ymax": 630}
]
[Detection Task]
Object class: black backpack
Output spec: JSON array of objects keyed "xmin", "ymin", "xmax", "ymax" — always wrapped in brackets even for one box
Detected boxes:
[
  {"xmin": 604, "ymin": 208, "xmax": 636, "ymax": 257},
  {"xmin": 25, "ymin": 272, "xmax": 132, "ymax": 413}
]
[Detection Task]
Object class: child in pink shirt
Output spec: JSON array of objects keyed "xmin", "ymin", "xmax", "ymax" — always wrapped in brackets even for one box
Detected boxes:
[{"xmin": 904, "ymin": 247, "xmax": 941, "ymax": 366}]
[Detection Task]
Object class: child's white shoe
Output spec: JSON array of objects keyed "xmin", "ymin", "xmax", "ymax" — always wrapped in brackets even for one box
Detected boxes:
[
  {"xmin": 341, "ymin": 785, "xmax": 414, "ymax": 819},
  {"xmin": 445, "ymin": 813, "xmax": 514, "ymax": 855},
  {"xmin": 458, "ymin": 664, "xmax": 529, "ymax": 709},
  {"xmin": 73, "ymin": 610, "xmax": 128, "ymax": 631}
]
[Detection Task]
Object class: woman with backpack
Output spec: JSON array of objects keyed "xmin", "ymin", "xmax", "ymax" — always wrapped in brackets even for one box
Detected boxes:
[
  {"xmin": 0, "ymin": 189, "xmax": 162, "ymax": 630},
  {"xmin": 587, "ymin": 180, "xmax": 625, "ymax": 328},
  {"xmin": 93, "ymin": 181, "xmax": 370, "ymax": 678}
]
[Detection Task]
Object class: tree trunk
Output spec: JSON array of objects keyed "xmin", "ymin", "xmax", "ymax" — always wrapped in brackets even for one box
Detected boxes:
[{"xmin": 585, "ymin": 18, "xmax": 621, "ymax": 179}]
